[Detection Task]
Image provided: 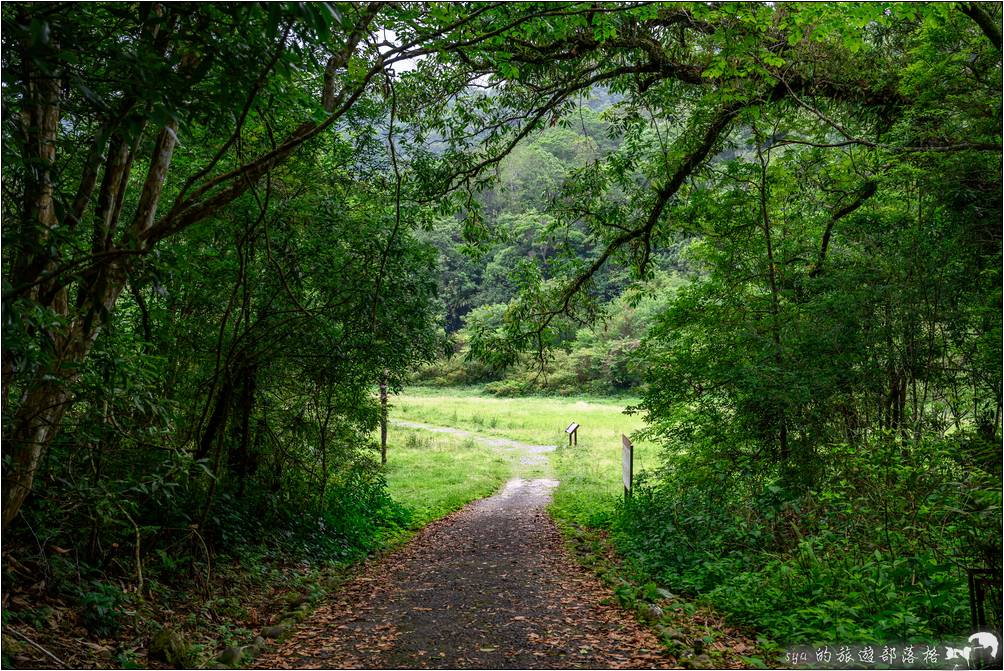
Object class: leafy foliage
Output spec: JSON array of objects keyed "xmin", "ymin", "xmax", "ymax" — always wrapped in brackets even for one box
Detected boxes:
[{"xmin": 1, "ymin": 1, "xmax": 1000, "ymax": 662}]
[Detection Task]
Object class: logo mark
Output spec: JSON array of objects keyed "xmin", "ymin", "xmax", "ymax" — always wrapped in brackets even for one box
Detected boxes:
[
  {"xmin": 968, "ymin": 631, "xmax": 999, "ymax": 659},
  {"xmin": 949, "ymin": 632, "xmax": 1000, "ymax": 667}
]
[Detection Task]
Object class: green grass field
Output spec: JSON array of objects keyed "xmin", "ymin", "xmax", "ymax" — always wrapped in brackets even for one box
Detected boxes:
[
  {"xmin": 382, "ymin": 428, "xmax": 511, "ymax": 528},
  {"xmin": 383, "ymin": 386, "xmax": 661, "ymax": 529}
]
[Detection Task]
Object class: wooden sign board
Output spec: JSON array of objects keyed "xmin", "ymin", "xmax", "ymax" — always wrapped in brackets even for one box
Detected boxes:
[
  {"xmin": 622, "ymin": 435, "xmax": 633, "ymax": 497},
  {"xmin": 566, "ymin": 422, "xmax": 579, "ymax": 446}
]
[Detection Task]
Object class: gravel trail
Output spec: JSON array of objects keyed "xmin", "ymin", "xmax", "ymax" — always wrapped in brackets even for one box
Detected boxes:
[{"xmin": 255, "ymin": 477, "xmax": 676, "ymax": 669}]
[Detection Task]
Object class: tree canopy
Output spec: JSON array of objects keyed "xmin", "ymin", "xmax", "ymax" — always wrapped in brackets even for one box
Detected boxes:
[{"xmin": 2, "ymin": 1, "xmax": 1000, "ymax": 662}]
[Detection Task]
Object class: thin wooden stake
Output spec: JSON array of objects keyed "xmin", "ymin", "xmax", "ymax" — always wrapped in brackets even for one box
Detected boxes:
[{"xmin": 380, "ymin": 373, "xmax": 388, "ymax": 465}]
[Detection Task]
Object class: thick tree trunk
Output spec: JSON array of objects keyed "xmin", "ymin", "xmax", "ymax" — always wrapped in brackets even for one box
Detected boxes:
[
  {"xmin": 2, "ymin": 36, "xmax": 63, "ymax": 530},
  {"xmin": 3, "ymin": 383, "xmax": 71, "ymax": 530},
  {"xmin": 3, "ymin": 269, "xmax": 126, "ymax": 530},
  {"xmin": 1, "ymin": 123, "xmax": 174, "ymax": 530}
]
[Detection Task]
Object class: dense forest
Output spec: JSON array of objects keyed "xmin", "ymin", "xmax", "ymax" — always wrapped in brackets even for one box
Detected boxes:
[{"xmin": 2, "ymin": 2, "xmax": 1001, "ymax": 669}]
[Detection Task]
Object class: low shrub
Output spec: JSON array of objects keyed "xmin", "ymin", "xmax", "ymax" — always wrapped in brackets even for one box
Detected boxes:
[{"xmin": 608, "ymin": 436, "xmax": 998, "ymax": 644}]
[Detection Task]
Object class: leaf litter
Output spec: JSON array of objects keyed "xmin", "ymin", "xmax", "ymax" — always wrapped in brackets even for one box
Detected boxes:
[{"xmin": 255, "ymin": 478, "xmax": 682, "ymax": 669}]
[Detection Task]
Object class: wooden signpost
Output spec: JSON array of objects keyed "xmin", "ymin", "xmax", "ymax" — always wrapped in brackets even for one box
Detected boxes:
[
  {"xmin": 379, "ymin": 376, "xmax": 388, "ymax": 465},
  {"xmin": 565, "ymin": 422, "xmax": 579, "ymax": 446},
  {"xmin": 622, "ymin": 434, "xmax": 633, "ymax": 499}
]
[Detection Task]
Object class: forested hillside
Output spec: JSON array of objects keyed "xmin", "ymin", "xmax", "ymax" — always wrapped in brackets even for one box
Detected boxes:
[
  {"xmin": 412, "ymin": 104, "xmax": 692, "ymax": 396},
  {"xmin": 2, "ymin": 2, "xmax": 1000, "ymax": 668}
]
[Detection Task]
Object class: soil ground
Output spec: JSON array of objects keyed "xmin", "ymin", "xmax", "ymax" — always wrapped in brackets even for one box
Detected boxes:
[{"xmin": 254, "ymin": 477, "xmax": 677, "ymax": 669}]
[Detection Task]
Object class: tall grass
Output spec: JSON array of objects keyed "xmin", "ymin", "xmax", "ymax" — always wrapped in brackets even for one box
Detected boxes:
[{"xmin": 381, "ymin": 428, "xmax": 512, "ymax": 527}]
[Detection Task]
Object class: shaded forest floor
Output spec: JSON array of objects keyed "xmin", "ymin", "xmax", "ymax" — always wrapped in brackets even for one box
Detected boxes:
[{"xmin": 2, "ymin": 548, "xmax": 345, "ymax": 669}]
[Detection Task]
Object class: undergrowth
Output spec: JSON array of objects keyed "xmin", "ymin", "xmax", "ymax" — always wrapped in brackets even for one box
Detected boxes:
[
  {"xmin": 1, "ymin": 428, "xmax": 506, "ymax": 668},
  {"xmin": 603, "ymin": 437, "xmax": 999, "ymax": 647}
]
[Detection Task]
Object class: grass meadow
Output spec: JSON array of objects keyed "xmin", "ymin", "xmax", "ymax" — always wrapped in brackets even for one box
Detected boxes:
[
  {"xmin": 382, "ymin": 428, "xmax": 511, "ymax": 528},
  {"xmin": 382, "ymin": 386, "xmax": 661, "ymax": 529}
]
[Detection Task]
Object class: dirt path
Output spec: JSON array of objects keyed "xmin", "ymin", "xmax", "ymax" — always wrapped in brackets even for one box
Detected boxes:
[
  {"xmin": 255, "ymin": 477, "xmax": 677, "ymax": 669},
  {"xmin": 390, "ymin": 418, "xmax": 556, "ymax": 465}
]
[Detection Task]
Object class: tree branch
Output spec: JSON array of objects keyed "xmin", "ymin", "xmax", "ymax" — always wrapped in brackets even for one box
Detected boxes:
[
  {"xmin": 809, "ymin": 181, "xmax": 877, "ymax": 278},
  {"xmin": 960, "ymin": 2, "xmax": 1002, "ymax": 52},
  {"xmin": 541, "ymin": 101, "xmax": 744, "ymax": 329}
]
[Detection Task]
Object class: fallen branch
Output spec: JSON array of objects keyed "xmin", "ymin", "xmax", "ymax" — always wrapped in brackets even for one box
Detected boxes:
[{"xmin": 4, "ymin": 625, "xmax": 68, "ymax": 668}]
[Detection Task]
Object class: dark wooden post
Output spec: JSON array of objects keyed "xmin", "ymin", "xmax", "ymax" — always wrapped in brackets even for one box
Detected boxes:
[{"xmin": 380, "ymin": 373, "xmax": 388, "ymax": 465}]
